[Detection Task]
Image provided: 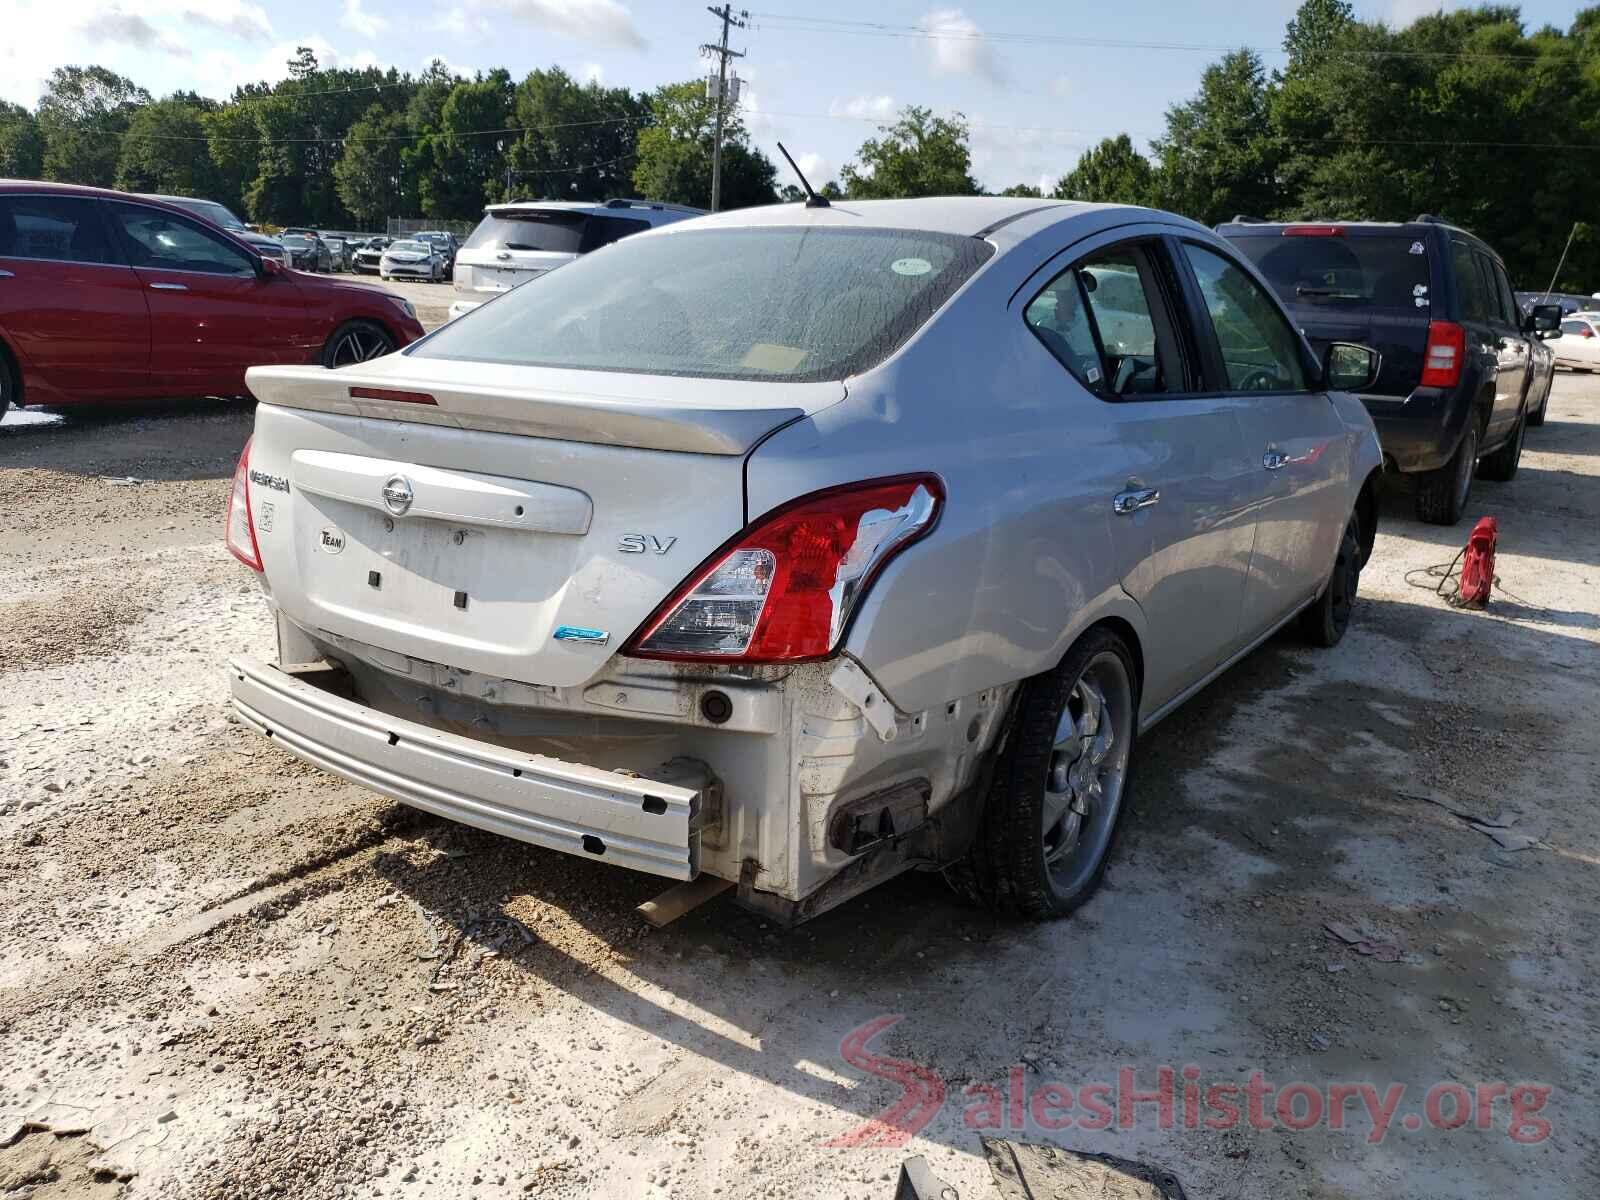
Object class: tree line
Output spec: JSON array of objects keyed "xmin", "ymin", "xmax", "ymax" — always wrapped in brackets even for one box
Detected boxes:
[{"xmin": 1, "ymin": 2, "xmax": 1596, "ymax": 287}]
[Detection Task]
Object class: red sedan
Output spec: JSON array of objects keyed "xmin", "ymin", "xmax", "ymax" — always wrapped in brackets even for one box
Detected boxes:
[{"xmin": 0, "ymin": 180, "xmax": 425, "ymax": 420}]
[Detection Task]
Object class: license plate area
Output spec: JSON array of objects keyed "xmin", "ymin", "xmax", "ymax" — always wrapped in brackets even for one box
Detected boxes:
[{"xmin": 296, "ymin": 498, "xmax": 579, "ymax": 658}]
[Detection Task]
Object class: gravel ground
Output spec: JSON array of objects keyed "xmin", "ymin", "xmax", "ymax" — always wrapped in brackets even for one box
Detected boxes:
[{"xmin": 1, "ymin": 374, "xmax": 1597, "ymax": 1199}]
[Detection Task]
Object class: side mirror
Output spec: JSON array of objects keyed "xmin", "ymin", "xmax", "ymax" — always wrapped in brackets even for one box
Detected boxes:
[
  {"xmin": 258, "ymin": 256, "xmax": 284, "ymax": 278},
  {"xmin": 1322, "ymin": 342, "xmax": 1381, "ymax": 392},
  {"xmin": 1526, "ymin": 303, "xmax": 1562, "ymax": 335}
]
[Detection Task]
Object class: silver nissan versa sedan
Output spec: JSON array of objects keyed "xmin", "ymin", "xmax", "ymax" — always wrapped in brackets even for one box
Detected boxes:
[{"xmin": 225, "ymin": 197, "xmax": 1384, "ymax": 923}]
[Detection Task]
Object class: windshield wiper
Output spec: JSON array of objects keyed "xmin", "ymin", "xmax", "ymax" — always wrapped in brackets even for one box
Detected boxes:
[{"xmin": 501, "ymin": 243, "xmax": 540, "ymax": 251}]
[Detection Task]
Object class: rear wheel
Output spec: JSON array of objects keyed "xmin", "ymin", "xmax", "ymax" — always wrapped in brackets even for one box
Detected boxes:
[
  {"xmin": 1415, "ymin": 421, "xmax": 1478, "ymax": 525},
  {"xmin": 1478, "ymin": 409, "xmax": 1525, "ymax": 482},
  {"xmin": 948, "ymin": 627, "xmax": 1138, "ymax": 919},
  {"xmin": 321, "ymin": 320, "xmax": 395, "ymax": 369},
  {"xmin": 1300, "ymin": 514, "xmax": 1361, "ymax": 647}
]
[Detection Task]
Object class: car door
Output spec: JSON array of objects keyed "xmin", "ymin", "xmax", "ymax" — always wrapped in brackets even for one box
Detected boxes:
[
  {"xmin": 1483, "ymin": 253, "xmax": 1531, "ymax": 434},
  {"xmin": 1020, "ymin": 233, "xmax": 1259, "ymax": 713},
  {"xmin": 105, "ymin": 200, "xmax": 310, "ymax": 396},
  {"xmin": 0, "ymin": 193, "xmax": 150, "ymax": 398},
  {"xmin": 1176, "ymin": 239, "xmax": 1353, "ymax": 637},
  {"xmin": 1449, "ymin": 237, "xmax": 1506, "ymax": 438}
]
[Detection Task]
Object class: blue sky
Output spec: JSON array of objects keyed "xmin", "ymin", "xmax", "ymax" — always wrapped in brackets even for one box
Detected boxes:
[{"xmin": 1, "ymin": 0, "xmax": 1583, "ymax": 193}]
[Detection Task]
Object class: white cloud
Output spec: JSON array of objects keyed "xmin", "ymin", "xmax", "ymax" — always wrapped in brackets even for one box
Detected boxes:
[
  {"xmin": 341, "ymin": 0, "xmax": 390, "ymax": 39},
  {"xmin": 1386, "ymin": 0, "xmax": 1445, "ymax": 26},
  {"xmin": 182, "ymin": 0, "xmax": 273, "ymax": 43},
  {"xmin": 192, "ymin": 35, "xmax": 374, "ymax": 96},
  {"xmin": 796, "ymin": 151, "xmax": 832, "ymax": 186},
  {"xmin": 583, "ymin": 62, "xmax": 603, "ymax": 85},
  {"xmin": 921, "ymin": 8, "xmax": 1002, "ymax": 83},
  {"xmin": 84, "ymin": 9, "xmax": 192, "ymax": 58},
  {"xmin": 828, "ymin": 95, "xmax": 896, "ymax": 122},
  {"xmin": 476, "ymin": 0, "xmax": 645, "ymax": 50}
]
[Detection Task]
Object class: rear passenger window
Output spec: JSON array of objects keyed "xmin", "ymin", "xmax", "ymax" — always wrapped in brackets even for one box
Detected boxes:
[
  {"xmin": 1452, "ymin": 241, "xmax": 1492, "ymax": 322},
  {"xmin": 1182, "ymin": 243, "xmax": 1308, "ymax": 392},
  {"xmin": 0, "ymin": 195, "xmax": 117, "ymax": 264},
  {"xmin": 1486, "ymin": 258, "xmax": 1519, "ymax": 327},
  {"xmin": 580, "ymin": 215, "xmax": 650, "ymax": 253},
  {"xmin": 1024, "ymin": 245, "xmax": 1178, "ymax": 397}
]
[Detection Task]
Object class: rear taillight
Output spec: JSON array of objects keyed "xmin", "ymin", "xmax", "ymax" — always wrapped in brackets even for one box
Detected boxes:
[
  {"xmin": 225, "ymin": 437, "xmax": 262, "ymax": 571},
  {"xmin": 1581, "ymin": 326, "xmax": 1594, "ymax": 338},
  {"xmin": 1420, "ymin": 320, "xmax": 1466, "ymax": 389},
  {"xmin": 624, "ymin": 475, "xmax": 943, "ymax": 663}
]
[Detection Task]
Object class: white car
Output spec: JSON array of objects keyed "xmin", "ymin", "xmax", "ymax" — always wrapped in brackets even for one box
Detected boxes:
[
  {"xmin": 226, "ymin": 197, "xmax": 1382, "ymax": 923},
  {"xmin": 380, "ymin": 239, "xmax": 445, "ymax": 282},
  {"xmin": 1548, "ymin": 313, "xmax": 1600, "ymax": 370},
  {"xmin": 447, "ymin": 198, "xmax": 703, "ymax": 321}
]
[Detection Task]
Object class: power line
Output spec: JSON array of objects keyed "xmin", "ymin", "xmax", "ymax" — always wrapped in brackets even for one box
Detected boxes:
[{"xmin": 745, "ymin": 11, "xmax": 1577, "ymax": 65}]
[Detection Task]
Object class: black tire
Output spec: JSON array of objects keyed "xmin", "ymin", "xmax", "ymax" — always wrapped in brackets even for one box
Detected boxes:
[
  {"xmin": 1300, "ymin": 515, "xmax": 1361, "ymax": 647},
  {"xmin": 1415, "ymin": 420, "xmax": 1479, "ymax": 525},
  {"xmin": 320, "ymin": 320, "xmax": 396, "ymax": 369},
  {"xmin": 1478, "ymin": 409, "xmax": 1525, "ymax": 482},
  {"xmin": 0, "ymin": 345, "xmax": 14, "ymax": 424},
  {"xmin": 1526, "ymin": 376, "xmax": 1549, "ymax": 427},
  {"xmin": 947, "ymin": 627, "xmax": 1139, "ymax": 920}
]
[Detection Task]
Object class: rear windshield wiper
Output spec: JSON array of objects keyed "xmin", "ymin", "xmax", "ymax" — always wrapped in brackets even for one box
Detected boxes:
[
  {"xmin": 1295, "ymin": 286, "xmax": 1365, "ymax": 300},
  {"xmin": 501, "ymin": 243, "xmax": 540, "ymax": 251}
]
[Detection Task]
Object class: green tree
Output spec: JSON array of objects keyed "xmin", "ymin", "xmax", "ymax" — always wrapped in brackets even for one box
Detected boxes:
[
  {"xmin": 37, "ymin": 66, "xmax": 151, "ymax": 187},
  {"xmin": 409, "ymin": 71, "xmax": 514, "ymax": 218},
  {"xmin": 204, "ymin": 95, "xmax": 265, "ymax": 217},
  {"xmin": 1282, "ymin": 0, "xmax": 1355, "ymax": 75},
  {"xmin": 507, "ymin": 68, "xmax": 643, "ymax": 201},
  {"xmin": 1153, "ymin": 49, "xmax": 1281, "ymax": 225},
  {"xmin": 0, "ymin": 102, "xmax": 44, "ymax": 178},
  {"xmin": 115, "ymin": 94, "xmax": 222, "ymax": 196},
  {"xmin": 334, "ymin": 104, "xmax": 410, "ymax": 227},
  {"xmin": 998, "ymin": 183, "xmax": 1042, "ymax": 197},
  {"xmin": 630, "ymin": 80, "xmax": 776, "ymax": 208},
  {"xmin": 1052, "ymin": 135, "xmax": 1155, "ymax": 205},
  {"xmin": 840, "ymin": 106, "xmax": 979, "ymax": 198}
]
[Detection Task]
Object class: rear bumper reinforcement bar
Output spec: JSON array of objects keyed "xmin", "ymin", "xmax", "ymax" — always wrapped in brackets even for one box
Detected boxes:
[{"xmin": 228, "ymin": 656, "xmax": 710, "ymax": 879}]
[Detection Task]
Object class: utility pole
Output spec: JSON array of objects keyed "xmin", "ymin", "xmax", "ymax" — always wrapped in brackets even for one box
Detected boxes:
[{"xmin": 701, "ymin": 4, "xmax": 746, "ymax": 212}]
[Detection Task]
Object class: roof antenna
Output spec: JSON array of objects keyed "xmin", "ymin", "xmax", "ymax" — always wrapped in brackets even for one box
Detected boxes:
[{"xmin": 776, "ymin": 141, "xmax": 829, "ymax": 208}]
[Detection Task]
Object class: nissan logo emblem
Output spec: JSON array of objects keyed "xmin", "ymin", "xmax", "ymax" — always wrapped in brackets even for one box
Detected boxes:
[{"xmin": 381, "ymin": 475, "xmax": 414, "ymax": 516}]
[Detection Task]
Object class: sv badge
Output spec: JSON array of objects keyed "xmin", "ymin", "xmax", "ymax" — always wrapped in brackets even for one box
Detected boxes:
[{"xmin": 617, "ymin": 534, "xmax": 677, "ymax": 555}]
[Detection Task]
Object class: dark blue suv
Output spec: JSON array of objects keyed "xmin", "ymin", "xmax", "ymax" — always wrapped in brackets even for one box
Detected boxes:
[{"xmin": 1218, "ymin": 215, "xmax": 1561, "ymax": 524}]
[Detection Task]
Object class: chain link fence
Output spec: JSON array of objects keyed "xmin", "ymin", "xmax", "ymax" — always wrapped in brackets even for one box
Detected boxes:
[{"xmin": 386, "ymin": 217, "xmax": 478, "ymax": 239}]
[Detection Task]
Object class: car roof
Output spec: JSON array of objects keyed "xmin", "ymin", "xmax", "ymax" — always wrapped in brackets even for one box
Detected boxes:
[{"xmin": 649, "ymin": 197, "xmax": 1206, "ymax": 251}]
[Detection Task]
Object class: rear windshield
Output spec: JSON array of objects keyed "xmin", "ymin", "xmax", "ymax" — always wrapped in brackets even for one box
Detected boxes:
[
  {"xmin": 464, "ymin": 212, "xmax": 588, "ymax": 254},
  {"xmin": 1229, "ymin": 233, "xmax": 1430, "ymax": 310},
  {"xmin": 413, "ymin": 226, "xmax": 994, "ymax": 382}
]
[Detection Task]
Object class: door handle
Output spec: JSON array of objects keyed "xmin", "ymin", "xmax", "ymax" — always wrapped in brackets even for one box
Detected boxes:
[
  {"xmin": 149, "ymin": 282, "xmax": 188, "ymax": 291},
  {"xmin": 1112, "ymin": 487, "xmax": 1160, "ymax": 515}
]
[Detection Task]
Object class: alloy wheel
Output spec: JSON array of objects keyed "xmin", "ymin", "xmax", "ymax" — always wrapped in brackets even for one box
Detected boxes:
[
  {"xmin": 1041, "ymin": 651, "xmax": 1134, "ymax": 897},
  {"xmin": 329, "ymin": 327, "xmax": 394, "ymax": 367}
]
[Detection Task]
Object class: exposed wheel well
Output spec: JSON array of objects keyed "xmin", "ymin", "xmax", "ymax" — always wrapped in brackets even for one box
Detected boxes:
[
  {"xmin": 1082, "ymin": 615, "xmax": 1144, "ymax": 706},
  {"xmin": 1355, "ymin": 468, "xmax": 1380, "ymax": 566},
  {"xmin": 0, "ymin": 334, "xmax": 21, "ymax": 406}
]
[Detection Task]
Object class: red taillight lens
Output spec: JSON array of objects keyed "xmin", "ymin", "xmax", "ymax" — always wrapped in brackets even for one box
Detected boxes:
[
  {"xmin": 1282, "ymin": 225, "xmax": 1346, "ymax": 237},
  {"xmin": 1420, "ymin": 320, "xmax": 1466, "ymax": 388},
  {"xmin": 624, "ymin": 475, "xmax": 943, "ymax": 663},
  {"xmin": 1581, "ymin": 326, "xmax": 1594, "ymax": 338},
  {"xmin": 225, "ymin": 437, "xmax": 263, "ymax": 571}
]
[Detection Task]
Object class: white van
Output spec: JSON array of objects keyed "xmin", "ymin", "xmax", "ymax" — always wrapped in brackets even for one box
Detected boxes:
[{"xmin": 447, "ymin": 198, "xmax": 704, "ymax": 321}]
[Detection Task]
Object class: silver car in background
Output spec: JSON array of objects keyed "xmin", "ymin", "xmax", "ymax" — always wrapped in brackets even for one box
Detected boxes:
[{"xmin": 226, "ymin": 198, "xmax": 1383, "ymax": 923}]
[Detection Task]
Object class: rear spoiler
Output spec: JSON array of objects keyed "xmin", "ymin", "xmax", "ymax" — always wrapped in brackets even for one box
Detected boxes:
[{"xmin": 245, "ymin": 364, "xmax": 816, "ymax": 457}]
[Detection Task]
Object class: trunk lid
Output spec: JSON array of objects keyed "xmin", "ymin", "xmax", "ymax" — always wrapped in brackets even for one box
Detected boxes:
[
  {"xmin": 1225, "ymin": 228, "xmax": 1433, "ymax": 397},
  {"xmin": 244, "ymin": 361, "xmax": 842, "ymax": 688}
]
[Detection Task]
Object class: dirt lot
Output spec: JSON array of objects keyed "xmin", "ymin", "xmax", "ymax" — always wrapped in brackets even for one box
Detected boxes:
[{"xmin": 2, "ymin": 376, "xmax": 1597, "ymax": 1200}]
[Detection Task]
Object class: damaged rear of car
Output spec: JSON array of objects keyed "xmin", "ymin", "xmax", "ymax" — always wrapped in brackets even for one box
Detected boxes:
[
  {"xmin": 227, "ymin": 213, "xmax": 1011, "ymax": 921},
  {"xmin": 226, "ymin": 199, "xmax": 1384, "ymax": 923}
]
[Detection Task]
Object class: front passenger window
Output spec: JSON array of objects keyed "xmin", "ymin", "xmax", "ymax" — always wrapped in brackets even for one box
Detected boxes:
[
  {"xmin": 1182, "ymin": 243, "xmax": 1308, "ymax": 392},
  {"xmin": 111, "ymin": 207, "xmax": 255, "ymax": 276}
]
